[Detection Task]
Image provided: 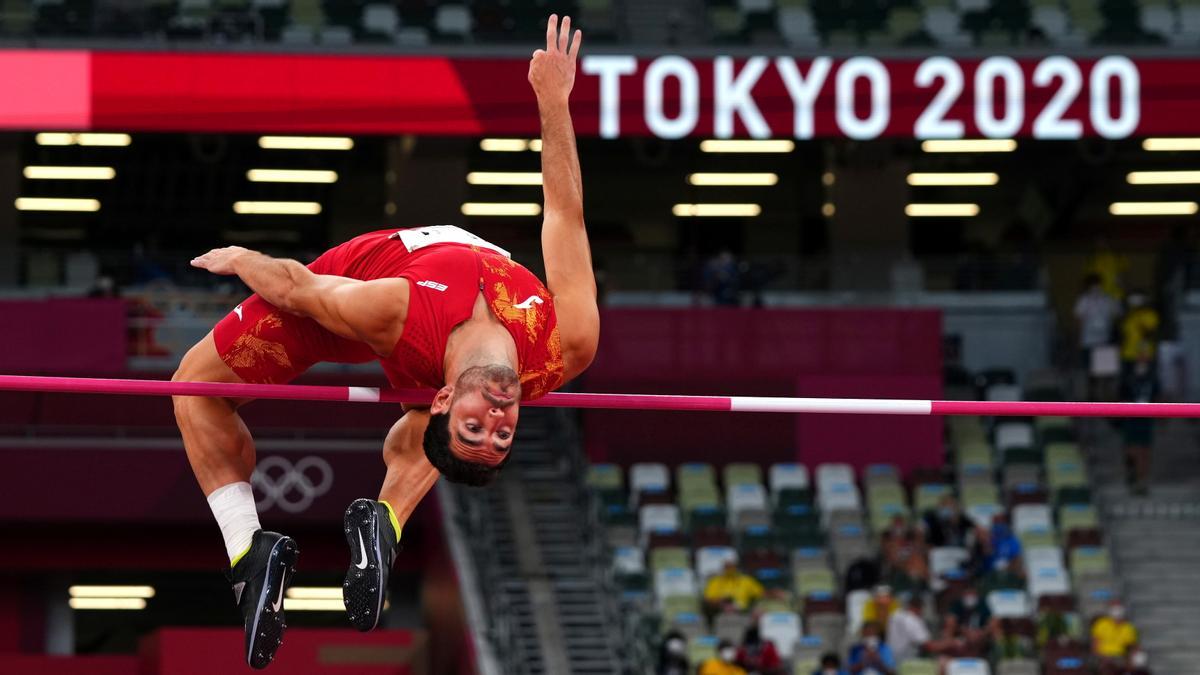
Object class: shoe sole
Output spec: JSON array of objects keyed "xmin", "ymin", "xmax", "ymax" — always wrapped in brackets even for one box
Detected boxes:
[
  {"xmin": 246, "ymin": 537, "xmax": 299, "ymax": 670},
  {"xmin": 343, "ymin": 499, "xmax": 386, "ymax": 632}
]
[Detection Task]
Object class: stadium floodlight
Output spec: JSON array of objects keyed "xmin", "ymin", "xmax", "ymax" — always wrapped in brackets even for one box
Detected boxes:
[
  {"xmin": 905, "ymin": 203, "xmax": 980, "ymax": 217},
  {"xmin": 283, "ymin": 598, "xmax": 344, "ymax": 611},
  {"xmin": 36, "ymin": 133, "xmax": 132, "ymax": 147},
  {"xmin": 687, "ymin": 173, "xmax": 779, "ymax": 186},
  {"xmin": 23, "ymin": 166, "xmax": 115, "ymax": 180},
  {"xmin": 15, "ymin": 197, "xmax": 100, "ymax": 212},
  {"xmin": 466, "ymin": 172, "xmax": 543, "ymax": 185},
  {"xmin": 69, "ymin": 585, "xmax": 155, "ymax": 598},
  {"xmin": 69, "ymin": 598, "xmax": 147, "ymax": 610},
  {"xmin": 461, "ymin": 202, "xmax": 542, "ymax": 216},
  {"xmin": 907, "ymin": 172, "xmax": 999, "ymax": 186},
  {"xmin": 258, "ymin": 136, "xmax": 354, "ymax": 151},
  {"xmin": 672, "ymin": 203, "xmax": 762, "ymax": 217},
  {"xmin": 286, "ymin": 587, "xmax": 342, "ymax": 600},
  {"xmin": 699, "ymin": 140, "xmax": 795, "ymax": 153},
  {"xmin": 233, "ymin": 201, "xmax": 322, "ymax": 215},
  {"xmin": 1126, "ymin": 171, "xmax": 1200, "ymax": 185},
  {"xmin": 920, "ymin": 140, "xmax": 1016, "ymax": 153},
  {"xmin": 1142, "ymin": 138, "xmax": 1200, "ymax": 152},
  {"xmin": 246, "ymin": 169, "xmax": 338, "ymax": 183},
  {"xmin": 479, "ymin": 138, "xmax": 531, "ymax": 152},
  {"xmin": 1109, "ymin": 201, "xmax": 1199, "ymax": 216}
]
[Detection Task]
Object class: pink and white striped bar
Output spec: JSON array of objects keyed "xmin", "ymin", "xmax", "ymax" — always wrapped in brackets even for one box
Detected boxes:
[{"xmin": 0, "ymin": 374, "xmax": 1197, "ymax": 418}]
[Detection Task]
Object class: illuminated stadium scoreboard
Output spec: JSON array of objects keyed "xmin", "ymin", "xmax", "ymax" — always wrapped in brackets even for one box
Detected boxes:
[{"xmin": 0, "ymin": 51, "xmax": 1195, "ymax": 138}]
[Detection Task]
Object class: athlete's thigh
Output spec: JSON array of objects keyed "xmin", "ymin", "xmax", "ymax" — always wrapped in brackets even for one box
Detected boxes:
[{"xmin": 175, "ymin": 331, "xmax": 255, "ymax": 408}]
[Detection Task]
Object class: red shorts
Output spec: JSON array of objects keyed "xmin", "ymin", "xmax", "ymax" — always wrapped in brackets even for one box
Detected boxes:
[{"xmin": 212, "ymin": 253, "xmax": 377, "ymax": 385}]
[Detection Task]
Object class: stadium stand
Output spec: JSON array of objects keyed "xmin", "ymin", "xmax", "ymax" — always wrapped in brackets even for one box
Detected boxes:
[
  {"xmin": 0, "ymin": 0, "xmax": 1190, "ymax": 45},
  {"xmin": 586, "ymin": 374, "xmax": 1138, "ymax": 675}
]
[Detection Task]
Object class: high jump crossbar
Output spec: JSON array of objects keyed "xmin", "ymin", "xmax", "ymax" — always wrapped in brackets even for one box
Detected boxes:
[{"xmin": 0, "ymin": 375, "xmax": 1194, "ymax": 418}]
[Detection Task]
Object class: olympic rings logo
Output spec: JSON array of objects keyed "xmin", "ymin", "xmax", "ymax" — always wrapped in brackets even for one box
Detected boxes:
[{"xmin": 251, "ymin": 456, "xmax": 334, "ymax": 514}]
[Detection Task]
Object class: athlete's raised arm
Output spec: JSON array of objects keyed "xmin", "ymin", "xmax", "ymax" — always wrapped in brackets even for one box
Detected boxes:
[
  {"xmin": 529, "ymin": 15, "xmax": 598, "ymax": 382},
  {"xmin": 192, "ymin": 246, "xmax": 408, "ymax": 355}
]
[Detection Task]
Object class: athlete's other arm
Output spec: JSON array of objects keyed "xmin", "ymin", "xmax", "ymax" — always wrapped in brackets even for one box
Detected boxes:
[
  {"xmin": 529, "ymin": 15, "xmax": 598, "ymax": 382},
  {"xmin": 191, "ymin": 247, "xmax": 408, "ymax": 355}
]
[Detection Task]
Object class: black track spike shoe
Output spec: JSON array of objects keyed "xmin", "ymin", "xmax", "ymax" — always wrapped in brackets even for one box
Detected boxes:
[
  {"xmin": 227, "ymin": 530, "xmax": 299, "ymax": 669},
  {"xmin": 342, "ymin": 499, "xmax": 398, "ymax": 631}
]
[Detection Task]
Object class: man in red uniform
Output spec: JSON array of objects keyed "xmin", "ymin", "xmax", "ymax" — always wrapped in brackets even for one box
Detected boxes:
[{"xmin": 173, "ymin": 16, "xmax": 595, "ymax": 668}]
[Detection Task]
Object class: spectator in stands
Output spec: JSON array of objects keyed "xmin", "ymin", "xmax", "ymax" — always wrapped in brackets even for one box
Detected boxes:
[
  {"xmin": 699, "ymin": 640, "xmax": 748, "ymax": 675},
  {"xmin": 1120, "ymin": 348, "xmax": 1159, "ymax": 495},
  {"xmin": 1087, "ymin": 237, "xmax": 1129, "ymax": 301},
  {"xmin": 811, "ymin": 652, "xmax": 849, "ymax": 675},
  {"xmin": 983, "ymin": 516, "xmax": 1023, "ymax": 574},
  {"xmin": 657, "ymin": 630, "xmax": 691, "ymax": 675},
  {"xmin": 881, "ymin": 515, "xmax": 929, "ymax": 588},
  {"xmin": 1119, "ymin": 291, "xmax": 1159, "ymax": 378},
  {"xmin": 1092, "ymin": 600, "xmax": 1139, "ymax": 673},
  {"xmin": 847, "ymin": 622, "xmax": 897, "ymax": 675},
  {"xmin": 701, "ymin": 250, "xmax": 741, "ymax": 306},
  {"xmin": 942, "ymin": 587, "xmax": 992, "ymax": 656},
  {"xmin": 1075, "ymin": 273, "xmax": 1121, "ymax": 370},
  {"xmin": 888, "ymin": 593, "xmax": 955, "ymax": 662},
  {"xmin": 921, "ymin": 494, "xmax": 973, "ymax": 548},
  {"xmin": 704, "ymin": 560, "xmax": 765, "ymax": 613},
  {"xmin": 736, "ymin": 626, "xmax": 784, "ymax": 675},
  {"xmin": 1036, "ymin": 601, "xmax": 1072, "ymax": 647},
  {"xmin": 1121, "ymin": 649, "xmax": 1152, "ymax": 675},
  {"xmin": 990, "ymin": 618, "xmax": 1036, "ymax": 661},
  {"xmin": 861, "ymin": 584, "xmax": 899, "ymax": 627}
]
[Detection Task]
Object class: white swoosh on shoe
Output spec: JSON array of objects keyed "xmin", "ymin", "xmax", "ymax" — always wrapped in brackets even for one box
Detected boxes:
[
  {"xmin": 355, "ymin": 530, "xmax": 369, "ymax": 570},
  {"xmin": 271, "ymin": 573, "xmax": 286, "ymax": 613}
]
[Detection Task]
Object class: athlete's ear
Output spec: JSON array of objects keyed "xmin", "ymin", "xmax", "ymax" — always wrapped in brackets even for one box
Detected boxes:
[{"xmin": 430, "ymin": 386, "xmax": 454, "ymax": 414}]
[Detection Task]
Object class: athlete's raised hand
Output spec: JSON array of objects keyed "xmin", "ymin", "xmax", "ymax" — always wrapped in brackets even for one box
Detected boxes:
[
  {"xmin": 191, "ymin": 246, "xmax": 250, "ymax": 275},
  {"xmin": 528, "ymin": 14, "xmax": 581, "ymax": 106}
]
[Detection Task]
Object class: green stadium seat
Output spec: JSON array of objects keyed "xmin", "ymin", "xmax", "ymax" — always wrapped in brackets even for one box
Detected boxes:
[
  {"xmin": 677, "ymin": 462, "xmax": 717, "ymax": 488},
  {"xmin": 795, "ymin": 567, "xmax": 836, "ymax": 596},
  {"xmin": 1058, "ymin": 504, "xmax": 1099, "ymax": 532},
  {"xmin": 724, "ymin": 462, "xmax": 764, "ymax": 488},
  {"xmin": 651, "ymin": 546, "xmax": 691, "ymax": 571},
  {"xmin": 899, "ymin": 659, "xmax": 939, "ymax": 675},
  {"xmin": 915, "ymin": 483, "xmax": 952, "ymax": 513},
  {"xmin": 687, "ymin": 635, "xmax": 719, "ymax": 666},
  {"xmin": 1071, "ymin": 546, "xmax": 1112, "ymax": 577},
  {"xmin": 586, "ymin": 463, "xmax": 624, "ymax": 490}
]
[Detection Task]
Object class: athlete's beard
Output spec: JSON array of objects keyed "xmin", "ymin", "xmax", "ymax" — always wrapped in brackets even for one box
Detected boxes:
[{"xmin": 453, "ymin": 364, "xmax": 521, "ymax": 406}]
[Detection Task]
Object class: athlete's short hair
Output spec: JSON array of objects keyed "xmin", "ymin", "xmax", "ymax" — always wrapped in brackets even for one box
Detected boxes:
[{"xmin": 422, "ymin": 411, "xmax": 509, "ymax": 487}]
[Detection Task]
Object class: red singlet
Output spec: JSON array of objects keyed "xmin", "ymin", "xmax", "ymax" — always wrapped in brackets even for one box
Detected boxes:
[{"xmin": 213, "ymin": 227, "xmax": 564, "ymax": 400}]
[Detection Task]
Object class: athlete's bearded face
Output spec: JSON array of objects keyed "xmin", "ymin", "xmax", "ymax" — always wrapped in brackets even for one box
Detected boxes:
[{"xmin": 431, "ymin": 364, "xmax": 520, "ymax": 467}]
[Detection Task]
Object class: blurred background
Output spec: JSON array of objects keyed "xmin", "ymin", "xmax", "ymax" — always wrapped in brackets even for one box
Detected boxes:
[{"xmin": 0, "ymin": 1, "xmax": 1198, "ymax": 674}]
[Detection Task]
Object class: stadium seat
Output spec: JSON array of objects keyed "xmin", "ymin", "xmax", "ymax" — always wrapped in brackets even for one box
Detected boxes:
[
  {"xmin": 714, "ymin": 611, "xmax": 752, "ymax": 643},
  {"xmin": 791, "ymin": 547, "xmax": 830, "ymax": 572},
  {"xmin": 640, "ymin": 504, "xmax": 681, "ymax": 541},
  {"xmin": 915, "ymin": 483, "xmax": 952, "ymax": 512},
  {"xmin": 796, "ymin": 567, "xmax": 837, "ymax": 597},
  {"xmin": 433, "ymin": 3, "xmax": 471, "ymax": 39},
  {"xmin": 818, "ymin": 483, "xmax": 863, "ymax": 516},
  {"xmin": 361, "ymin": 3, "xmax": 399, "ymax": 41},
  {"xmin": 817, "ymin": 463, "xmax": 856, "ymax": 489},
  {"xmin": 1025, "ymin": 546, "xmax": 1066, "ymax": 573},
  {"xmin": 987, "ymin": 590, "xmax": 1032, "ymax": 618},
  {"xmin": 930, "ymin": 546, "xmax": 970, "ymax": 584},
  {"xmin": 759, "ymin": 611, "xmax": 803, "ymax": 659},
  {"xmin": 696, "ymin": 546, "xmax": 738, "ymax": 581},
  {"xmin": 613, "ymin": 546, "xmax": 645, "ymax": 575},
  {"xmin": 651, "ymin": 546, "xmax": 691, "ymax": 571},
  {"xmin": 1058, "ymin": 504, "xmax": 1099, "ymax": 532},
  {"xmin": 792, "ymin": 634, "xmax": 827, "ymax": 663},
  {"xmin": 631, "ymin": 462, "xmax": 670, "ymax": 495},
  {"xmin": 687, "ymin": 635, "xmax": 719, "ymax": 666},
  {"xmin": 1028, "ymin": 565, "xmax": 1071, "ymax": 598},
  {"xmin": 899, "ymin": 660, "xmax": 939, "ymax": 675},
  {"xmin": 655, "ymin": 567, "xmax": 699, "ymax": 602},
  {"xmin": 779, "ymin": 6, "xmax": 819, "ymax": 45},
  {"xmin": 957, "ymin": 441, "xmax": 994, "ymax": 471},
  {"xmin": 1003, "ymin": 464, "xmax": 1042, "ymax": 492},
  {"xmin": 1013, "ymin": 504, "xmax": 1053, "ymax": 534},
  {"xmin": 947, "ymin": 658, "xmax": 992, "ymax": 675},
  {"xmin": 1070, "ymin": 546, "xmax": 1112, "ymax": 578},
  {"xmin": 770, "ymin": 463, "xmax": 810, "ymax": 495},
  {"xmin": 995, "ymin": 421, "xmax": 1035, "ymax": 452},
  {"xmin": 865, "ymin": 463, "xmax": 899, "ymax": 483},
  {"xmin": 965, "ymin": 503, "xmax": 1004, "ymax": 528},
  {"xmin": 587, "ymin": 463, "xmax": 624, "ymax": 490},
  {"xmin": 728, "ymin": 483, "xmax": 769, "ymax": 523},
  {"xmin": 985, "ymin": 384, "xmax": 1022, "ymax": 402},
  {"xmin": 724, "ymin": 462, "xmax": 764, "ymax": 488},
  {"xmin": 667, "ymin": 610, "xmax": 707, "ymax": 640},
  {"xmin": 678, "ymin": 462, "xmax": 718, "ymax": 488}
]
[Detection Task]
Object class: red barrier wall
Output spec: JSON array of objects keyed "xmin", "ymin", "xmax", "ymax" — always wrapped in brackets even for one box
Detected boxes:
[
  {"xmin": 0, "ymin": 299, "xmax": 126, "ymax": 374},
  {"xmin": 581, "ymin": 309, "xmax": 943, "ymax": 474}
]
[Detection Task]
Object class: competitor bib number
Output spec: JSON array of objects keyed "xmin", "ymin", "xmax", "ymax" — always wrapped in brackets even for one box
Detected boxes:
[{"xmin": 392, "ymin": 225, "xmax": 511, "ymax": 257}]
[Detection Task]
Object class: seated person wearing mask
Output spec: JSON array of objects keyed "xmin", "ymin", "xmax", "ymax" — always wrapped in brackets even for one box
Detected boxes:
[
  {"xmin": 699, "ymin": 640, "xmax": 748, "ymax": 675},
  {"xmin": 704, "ymin": 561, "xmax": 766, "ymax": 613},
  {"xmin": 1093, "ymin": 601, "xmax": 1139, "ymax": 672},
  {"xmin": 847, "ymin": 622, "xmax": 896, "ymax": 675},
  {"xmin": 736, "ymin": 626, "xmax": 783, "ymax": 675}
]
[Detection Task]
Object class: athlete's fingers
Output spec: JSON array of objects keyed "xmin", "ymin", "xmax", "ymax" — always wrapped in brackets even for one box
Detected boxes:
[
  {"xmin": 546, "ymin": 14, "xmax": 558, "ymax": 52},
  {"xmin": 558, "ymin": 16, "xmax": 571, "ymax": 53},
  {"xmin": 568, "ymin": 29, "xmax": 582, "ymax": 60}
]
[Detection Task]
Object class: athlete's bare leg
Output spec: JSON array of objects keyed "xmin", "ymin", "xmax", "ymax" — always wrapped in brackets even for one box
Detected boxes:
[
  {"xmin": 172, "ymin": 331, "xmax": 257, "ymax": 495},
  {"xmin": 377, "ymin": 412, "xmax": 440, "ymax": 528}
]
